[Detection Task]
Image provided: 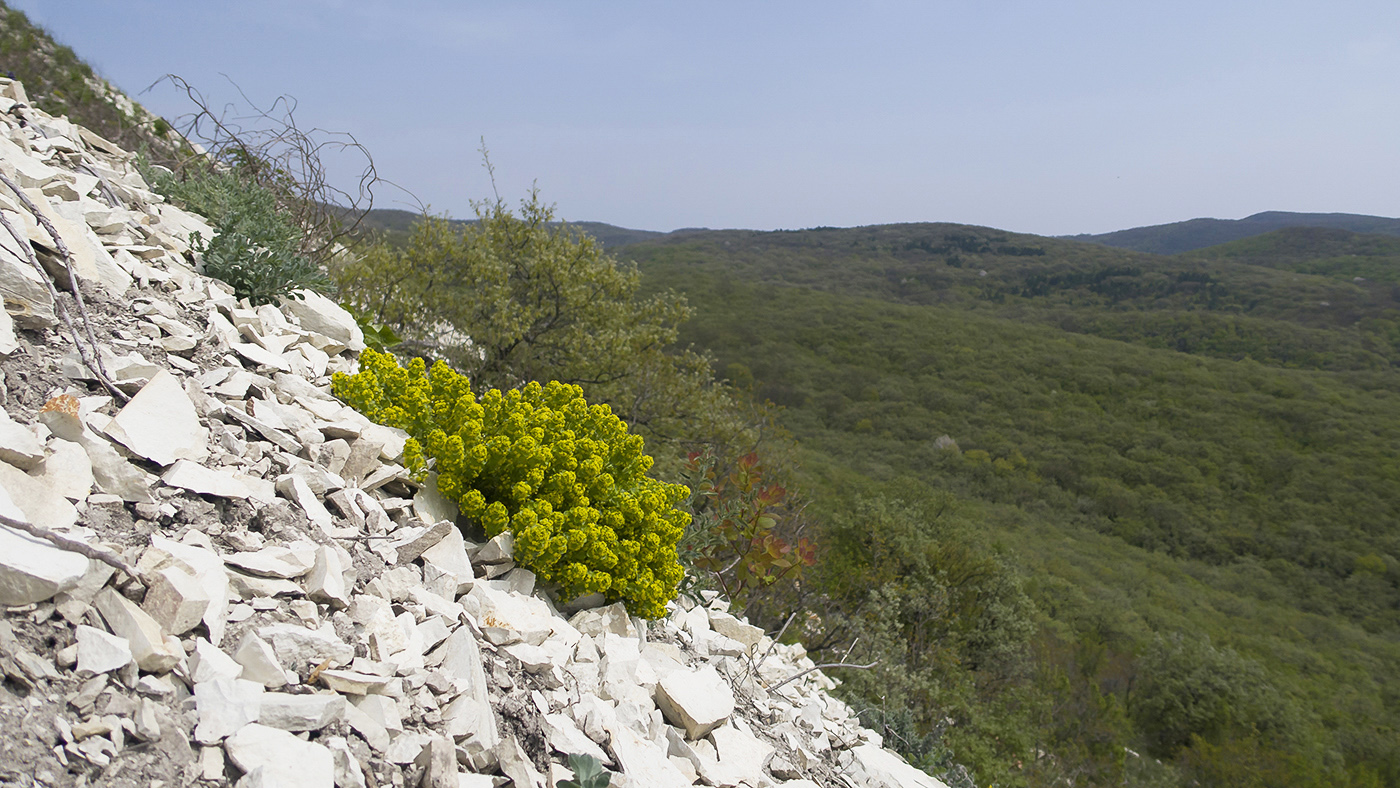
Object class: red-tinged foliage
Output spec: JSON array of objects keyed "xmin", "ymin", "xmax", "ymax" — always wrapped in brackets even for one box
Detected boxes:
[{"xmin": 679, "ymin": 449, "xmax": 816, "ymax": 608}]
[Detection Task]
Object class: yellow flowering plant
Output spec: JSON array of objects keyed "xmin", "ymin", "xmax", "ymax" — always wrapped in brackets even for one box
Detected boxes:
[{"xmin": 333, "ymin": 348, "xmax": 689, "ymax": 619}]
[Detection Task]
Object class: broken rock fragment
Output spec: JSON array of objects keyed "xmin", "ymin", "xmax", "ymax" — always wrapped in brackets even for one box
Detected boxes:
[
  {"xmin": 0, "ymin": 405, "xmax": 45, "ymax": 470},
  {"xmin": 0, "ymin": 504, "xmax": 89, "ymax": 605},
  {"xmin": 104, "ymin": 368, "xmax": 208, "ymax": 466},
  {"xmin": 93, "ymin": 587, "xmax": 184, "ymax": 673},
  {"xmin": 655, "ymin": 664, "xmax": 735, "ymax": 740},
  {"xmin": 141, "ymin": 563, "xmax": 211, "ymax": 635},
  {"xmin": 73, "ymin": 624, "xmax": 133, "ymax": 676},
  {"xmin": 194, "ymin": 677, "xmax": 264, "ymax": 744},
  {"xmin": 224, "ymin": 722, "xmax": 335, "ymax": 788}
]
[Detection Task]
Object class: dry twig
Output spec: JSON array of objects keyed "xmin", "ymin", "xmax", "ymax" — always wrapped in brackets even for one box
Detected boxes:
[
  {"xmin": 767, "ymin": 660, "xmax": 880, "ymax": 693},
  {"xmin": 0, "ymin": 180, "xmax": 127, "ymax": 401},
  {"xmin": 0, "ymin": 514, "xmax": 137, "ymax": 578}
]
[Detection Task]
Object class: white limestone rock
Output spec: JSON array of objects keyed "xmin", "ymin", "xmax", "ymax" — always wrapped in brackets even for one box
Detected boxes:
[
  {"xmin": 141, "ymin": 563, "xmax": 211, "ymax": 636},
  {"xmin": 275, "ymin": 473, "xmax": 335, "ymax": 532},
  {"xmin": 430, "ymin": 626, "xmax": 491, "ymax": 704},
  {"xmin": 232, "ymin": 342, "xmax": 292, "ymax": 372},
  {"xmin": 412, "ymin": 473, "xmax": 458, "ymax": 526},
  {"xmin": 194, "ymin": 678, "xmax": 264, "ymax": 744},
  {"xmin": 149, "ymin": 535, "xmax": 232, "ymax": 647},
  {"xmin": 420, "ymin": 526, "xmax": 475, "ymax": 596},
  {"xmin": 304, "ymin": 544, "xmax": 352, "ymax": 609},
  {"xmin": 93, "ymin": 587, "xmax": 184, "ymax": 673},
  {"xmin": 0, "ymin": 497, "xmax": 88, "ymax": 605},
  {"xmin": 440, "ymin": 694, "xmax": 499, "ymax": 771},
  {"xmin": 389, "ymin": 519, "xmax": 451, "ymax": 565},
  {"xmin": 0, "ymin": 306, "xmax": 15, "ymax": 356},
  {"xmin": 607, "ymin": 717, "xmax": 693, "ymax": 788},
  {"xmin": 74, "ymin": 624, "xmax": 132, "ymax": 676},
  {"xmin": 0, "ymin": 210, "xmax": 56, "ymax": 328},
  {"xmin": 570, "ymin": 602, "xmax": 637, "ymax": 640},
  {"xmin": 702, "ymin": 723, "xmax": 776, "ymax": 787},
  {"xmin": 0, "ymin": 458, "xmax": 78, "ymax": 532},
  {"xmin": 655, "ymin": 664, "xmax": 735, "ymax": 740},
  {"xmin": 465, "ymin": 582, "xmax": 557, "ymax": 647},
  {"xmin": 708, "ymin": 610, "xmax": 765, "ymax": 651},
  {"xmin": 474, "ymin": 531, "xmax": 515, "ymax": 565},
  {"xmin": 225, "ymin": 543, "xmax": 317, "ymax": 579},
  {"xmin": 280, "ymin": 289, "xmax": 364, "ymax": 353},
  {"xmin": 163, "ymin": 459, "xmax": 274, "ymax": 503},
  {"xmin": 542, "ymin": 712, "xmax": 612, "ymax": 766},
  {"xmin": 233, "ymin": 632, "xmax": 288, "ymax": 688},
  {"xmin": 849, "ymin": 743, "xmax": 950, "ymax": 788},
  {"xmin": 417, "ymin": 734, "xmax": 461, "ymax": 788},
  {"xmin": 324, "ymin": 736, "xmax": 367, "ymax": 788},
  {"xmin": 26, "ymin": 189, "xmax": 132, "ymax": 299},
  {"xmin": 190, "ymin": 637, "xmax": 244, "ymax": 684},
  {"xmin": 78, "ymin": 430, "xmax": 155, "ymax": 503},
  {"xmin": 35, "ymin": 437, "xmax": 93, "ymax": 501},
  {"xmin": 316, "ymin": 669, "xmax": 389, "ymax": 696},
  {"xmin": 351, "ymin": 694, "xmax": 402, "ymax": 735},
  {"xmin": 0, "ymin": 405, "xmax": 44, "ymax": 470},
  {"xmin": 258, "ymin": 623, "xmax": 354, "ymax": 672},
  {"xmin": 103, "ymin": 369, "xmax": 208, "ymax": 466},
  {"xmin": 496, "ymin": 734, "xmax": 547, "ymax": 788},
  {"xmin": 224, "ymin": 723, "xmax": 335, "ymax": 788},
  {"xmin": 257, "ymin": 692, "xmax": 345, "ymax": 731},
  {"xmin": 342, "ymin": 701, "xmax": 391, "ymax": 753}
]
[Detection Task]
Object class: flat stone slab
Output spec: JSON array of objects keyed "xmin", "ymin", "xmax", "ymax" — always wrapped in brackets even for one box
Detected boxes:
[
  {"xmin": 224, "ymin": 723, "xmax": 335, "ymax": 788},
  {"xmin": 104, "ymin": 369, "xmax": 207, "ymax": 466},
  {"xmin": 162, "ymin": 460, "xmax": 275, "ymax": 503},
  {"xmin": 0, "ymin": 405, "xmax": 44, "ymax": 469},
  {"xmin": 0, "ymin": 492, "xmax": 88, "ymax": 605},
  {"xmin": 257, "ymin": 692, "xmax": 346, "ymax": 731},
  {"xmin": 74, "ymin": 624, "xmax": 132, "ymax": 676},
  {"xmin": 194, "ymin": 678, "xmax": 263, "ymax": 744}
]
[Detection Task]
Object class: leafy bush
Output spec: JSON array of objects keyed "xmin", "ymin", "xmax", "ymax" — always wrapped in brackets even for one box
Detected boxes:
[
  {"xmin": 329, "ymin": 192, "xmax": 751, "ymax": 473},
  {"xmin": 679, "ymin": 449, "xmax": 815, "ymax": 605},
  {"xmin": 143, "ymin": 158, "xmax": 328, "ymax": 305},
  {"xmin": 333, "ymin": 348, "xmax": 690, "ymax": 619}
]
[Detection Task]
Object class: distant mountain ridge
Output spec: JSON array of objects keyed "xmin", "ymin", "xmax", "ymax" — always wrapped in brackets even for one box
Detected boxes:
[
  {"xmin": 1066, "ymin": 210, "xmax": 1400, "ymax": 255},
  {"xmin": 354, "ymin": 208, "xmax": 666, "ymax": 249}
]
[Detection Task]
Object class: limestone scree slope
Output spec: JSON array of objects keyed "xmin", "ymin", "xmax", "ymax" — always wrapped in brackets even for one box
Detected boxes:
[{"xmin": 0, "ymin": 77, "xmax": 946, "ymax": 788}]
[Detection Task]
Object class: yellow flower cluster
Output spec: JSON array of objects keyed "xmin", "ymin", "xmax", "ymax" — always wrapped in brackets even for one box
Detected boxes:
[{"xmin": 332, "ymin": 349, "xmax": 689, "ymax": 619}]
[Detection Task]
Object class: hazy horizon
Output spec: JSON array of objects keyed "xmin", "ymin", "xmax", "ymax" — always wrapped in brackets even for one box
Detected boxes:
[{"xmin": 13, "ymin": 1, "xmax": 1400, "ymax": 237}]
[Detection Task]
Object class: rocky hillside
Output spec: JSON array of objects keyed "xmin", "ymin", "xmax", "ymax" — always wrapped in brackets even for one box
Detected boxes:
[{"xmin": 0, "ymin": 78, "xmax": 942, "ymax": 788}]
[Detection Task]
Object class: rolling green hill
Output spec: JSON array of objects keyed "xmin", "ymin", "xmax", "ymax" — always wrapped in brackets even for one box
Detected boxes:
[
  {"xmin": 1066, "ymin": 210, "xmax": 1400, "ymax": 255},
  {"xmin": 354, "ymin": 207, "xmax": 664, "ymax": 249},
  {"xmin": 614, "ymin": 223, "xmax": 1400, "ymax": 786}
]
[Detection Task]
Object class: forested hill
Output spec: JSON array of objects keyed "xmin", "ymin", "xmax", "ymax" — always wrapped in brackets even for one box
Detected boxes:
[
  {"xmin": 613, "ymin": 221, "xmax": 1400, "ymax": 787},
  {"xmin": 1065, "ymin": 210, "xmax": 1400, "ymax": 254},
  {"xmin": 616, "ymin": 221, "xmax": 1400, "ymax": 371},
  {"xmin": 355, "ymin": 207, "xmax": 666, "ymax": 249}
]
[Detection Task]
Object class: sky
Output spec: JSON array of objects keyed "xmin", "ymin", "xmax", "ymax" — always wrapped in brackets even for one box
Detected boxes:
[{"xmin": 12, "ymin": 1, "xmax": 1400, "ymax": 236}]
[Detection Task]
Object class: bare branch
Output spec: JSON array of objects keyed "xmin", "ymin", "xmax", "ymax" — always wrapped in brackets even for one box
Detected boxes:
[
  {"xmin": 767, "ymin": 661, "xmax": 880, "ymax": 693},
  {"xmin": 0, "ymin": 516, "xmax": 136, "ymax": 578},
  {"xmin": 0, "ymin": 174, "xmax": 128, "ymax": 402}
]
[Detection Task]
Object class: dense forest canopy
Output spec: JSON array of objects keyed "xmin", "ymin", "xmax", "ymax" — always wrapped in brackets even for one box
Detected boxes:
[{"xmin": 612, "ymin": 222, "xmax": 1400, "ymax": 787}]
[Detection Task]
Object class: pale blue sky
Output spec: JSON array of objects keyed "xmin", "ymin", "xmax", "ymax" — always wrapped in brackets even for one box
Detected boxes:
[{"xmin": 13, "ymin": 1, "xmax": 1400, "ymax": 235}]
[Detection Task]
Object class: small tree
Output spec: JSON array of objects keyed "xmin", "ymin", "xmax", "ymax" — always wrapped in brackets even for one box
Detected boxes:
[{"xmin": 335, "ymin": 190, "xmax": 749, "ymax": 470}]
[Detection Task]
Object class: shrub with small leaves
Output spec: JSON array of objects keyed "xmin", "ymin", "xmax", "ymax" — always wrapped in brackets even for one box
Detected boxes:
[
  {"xmin": 333, "ymin": 348, "xmax": 690, "ymax": 619},
  {"xmin": 142, "ymin": 156, "xmax": 329, "ymax": 306}
]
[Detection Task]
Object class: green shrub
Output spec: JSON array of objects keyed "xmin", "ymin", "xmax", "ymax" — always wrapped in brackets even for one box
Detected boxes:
[
  {"xmin": 141, "ymin": 157, "xmax": 328, "ymax": 305},
  {"xmin": 332, "ymin": 349, "xmax": 690, "ymax": 619}
]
